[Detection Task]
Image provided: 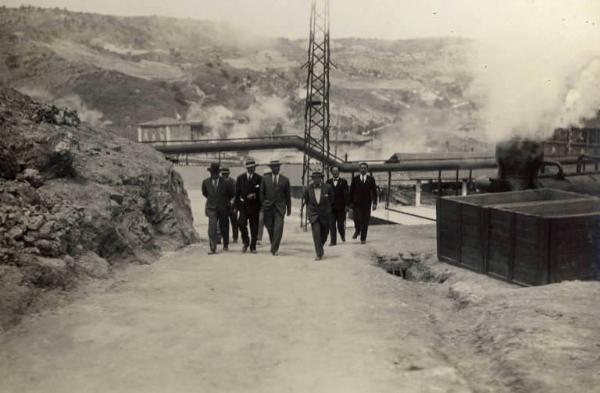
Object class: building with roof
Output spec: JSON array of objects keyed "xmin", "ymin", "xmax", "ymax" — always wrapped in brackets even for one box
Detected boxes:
[{"xmin": 137, "ymin": 118, "xmax": 207, "ymax": 143}]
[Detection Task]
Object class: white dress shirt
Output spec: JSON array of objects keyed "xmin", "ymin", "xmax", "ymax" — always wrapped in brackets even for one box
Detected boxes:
[{"xmin": 314, "ymin": 186, "xmax": 321, "ymax": 202}]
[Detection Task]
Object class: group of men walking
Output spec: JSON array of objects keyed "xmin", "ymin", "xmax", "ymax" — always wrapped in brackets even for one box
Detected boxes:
[{"xmin": 202, "ymin": 160, "xmax": 377, "ymax": 260}]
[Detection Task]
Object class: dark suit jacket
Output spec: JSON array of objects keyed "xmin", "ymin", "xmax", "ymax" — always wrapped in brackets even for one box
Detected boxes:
[
  {"xmin": 235, "ymin": 172, "xmax": 262, "ymax": 212},
  {"xmin": 326, "ymin": 177, "xmax": 349, "ymax": 211},
  {"xmin": 202, "ymin": 177, "xmax": 235, "ymax": 216},
  {"xmin": 260, "ymin": 173, "xmax": 291, "ymax": 216},
  {"xmin": 350, "ymin": 175, "xmax": 377, "ymax": 210},
  {"xmin": 303, "ymin": 183, "xmax": 333, "ymax": 224}
]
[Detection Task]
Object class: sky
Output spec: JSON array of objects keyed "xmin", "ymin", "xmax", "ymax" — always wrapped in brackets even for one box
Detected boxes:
[{"xmin": 2, "ymin": 0, "xmax": 599, "ymax": 39}]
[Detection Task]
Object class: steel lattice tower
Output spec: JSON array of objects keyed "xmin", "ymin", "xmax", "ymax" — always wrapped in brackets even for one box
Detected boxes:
[{"xmin": 301, "ymin": 0, "xmax": 331, "ymax": 227}]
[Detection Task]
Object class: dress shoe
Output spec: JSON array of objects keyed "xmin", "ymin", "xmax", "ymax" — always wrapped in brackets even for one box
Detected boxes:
[
  {"xmin": 329, "ymin": 243, "xmax": 336, "ymax": 247},
  {"xmin": 272, "ymin": 251, "xmax": 279, "ymax": 256},
  {"xmin": 315, "ymin": 256, "xmax": 322, "ymax": 261},
  {"xmin": 361, "ymin": 240, "xmax": 366, "ymax": 245},
  {"xmin": 250, "ymin": 250, "xmax": 257, "ymax": 254},
  {"xmin": 208, "ymin": 250, "xmax": 217, "ymax": 255},
  {"xmin": 223, "ymin": 246, "xmax": 229, "ymax": 251},
  {"xmin": 352, "ymin": 232, "xmax": 359, "ymax": 240},
  {"xmin": 242, "ymin": 245, "xmax": 248, "ymax": 253}
]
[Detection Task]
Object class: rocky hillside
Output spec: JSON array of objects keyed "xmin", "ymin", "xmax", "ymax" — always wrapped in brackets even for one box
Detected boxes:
[
  {"xmin": 0, "ymin": 86, "xmax": 199, "ymax": 331},
  {"xmin": 0, "ymin": 6, "xmax": 483, "ymax": 155}
]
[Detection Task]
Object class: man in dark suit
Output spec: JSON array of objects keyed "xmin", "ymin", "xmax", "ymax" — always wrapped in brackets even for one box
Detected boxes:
[
  {"xmin": 221, "ymin": 167, "xmax": 238, "ymax": 244},
  {"xmin": 260, "ymin": 160, "xmax": 291, "ymax": 256},
  {"xmin": 235, "ymin": 159, "xmax": 262, "ymax": 253},
  {"xmin": 326, "ymin": 166, "xmax": 349, "ymax": 246},
  {"xmin": 202, "ymin": 162, "xmax": 235, "ymax": 254},
  {"xmin": 304, "ymin": 171, "xmax": 333, "ymax": 261},
  {"xmin": 349, "ymin": 162, "xmax": 377, "ymax": 244}
]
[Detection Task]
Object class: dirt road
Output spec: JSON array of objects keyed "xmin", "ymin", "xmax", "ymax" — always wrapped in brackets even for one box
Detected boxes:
[
  {"xmin": 1, "ymin": 192, "xmax": 598, "ymax": 393},
  {"xmin": 0, "ymin": 203, "xmax": 474, "ymax": 393}
]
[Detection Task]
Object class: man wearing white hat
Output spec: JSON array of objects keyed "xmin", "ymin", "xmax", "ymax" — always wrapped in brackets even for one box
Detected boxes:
[
  {"xmin": 235, "ymin": 159, "xmax": 262, "ymax": 253},
  {"xmin": 259, "ymin": 160, "xmax": 291, "ymax": 256},
  {"xmin": 303, "ymin": 171, "xmax": 333, "ymax": 260}
]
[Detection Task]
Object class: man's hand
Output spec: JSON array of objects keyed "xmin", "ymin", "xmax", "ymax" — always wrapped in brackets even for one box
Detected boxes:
[
  {"xmin": 372, "ymin": 204, "xmax": 377, "ymax": 211},
  {"xmin": 247, "ymin": 193, "xmax": 256, "ymax": 200}
]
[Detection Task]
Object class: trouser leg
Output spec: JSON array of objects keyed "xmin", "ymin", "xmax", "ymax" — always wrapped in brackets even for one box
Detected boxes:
[
  {"xmin": 329, "ymin": 212, "xmax": 337, "ymax": 245},
  {"xmin": 337, "ymin": 210, "xmax": 346, "ymax": 241},
  {"xmin": 249, "ymin": 211, "xmax": 259, "ymax": 251},
  {"xmin": 257, "ymin": 211, "xmax": 264, "ymax": 241},
  {"xmin": 230, "ymin": 210, "xmax": 238, "ymax": 241},
  {"xmin": 353, "ymin": 207, "xmax": 361, "ymax": 236},
  {"xmin": 271, "ymin": 212, "xmax": 285, "ymax": 253},
  {"xmin": 321, "ymin": 220, "xmax": 329, "ymax": 246},
  {"xmin": 311, "ymin": 221, "xmax": 324, "ymax": 258},
  {"xmin": 239, "ymin": 209, "xmax": 250, "ymax": 247},
  {"xmin": 218, "ymin": 211, "xmax": 230, "ymax": 248},
  {"xmin": 360, "ymin": 208, "xmax": 371, "ymax": 241},
  {"xmin": 263, "ymin": 210, "xmax": 275, "ymax": 244},
  {"xmin": 207, "ymin": 212, "xmax": 218, "ymax": 252}
]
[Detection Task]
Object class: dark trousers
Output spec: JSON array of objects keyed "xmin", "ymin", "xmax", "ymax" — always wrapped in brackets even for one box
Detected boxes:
[
  {"xmin": 353, "ymin": 206, "xmax": 371, "ymax": 242},
  {"xmin": 263, "ymin": 209, "xmax": 285, "ymax": 253},
  {"xmin": 329, "ymin": 209, "xmax": 346, "ymax": 244},
  {"xmin": 239, "ymin": 207, "xmax": 260, "ymax": 251},
  {"xmin": 311, "ymin": 219, "xmax": 329, "ymax": 258},
  {"xmin": 229, "ymin": 209, "xmax": 239, "ymax": 241},
  {"xmin": 209, "ymin": 210, "xmax": 230, "ymax": 252}
]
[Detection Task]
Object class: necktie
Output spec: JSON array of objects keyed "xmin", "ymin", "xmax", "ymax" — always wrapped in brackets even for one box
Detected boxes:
[
  {"xmin": 274, "ymin": 175, "xmax": 278, "ymax": 185},
  {"xmin": 213, "ymin": 179, "xmax": 218, "ymax": 188}
]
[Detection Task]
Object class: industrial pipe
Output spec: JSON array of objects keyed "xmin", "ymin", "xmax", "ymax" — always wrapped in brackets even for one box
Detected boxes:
[{"xmin": 149, "ymin": 137, "xmax": 581, "ymax": 174}]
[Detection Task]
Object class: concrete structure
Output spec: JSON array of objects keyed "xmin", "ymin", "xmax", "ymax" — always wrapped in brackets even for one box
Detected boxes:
[{"xmin": 137, "ymin": 118, "xmax": 207, "ymax": 144}]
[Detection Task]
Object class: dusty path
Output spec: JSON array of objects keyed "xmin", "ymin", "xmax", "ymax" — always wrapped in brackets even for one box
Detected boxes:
[{"xmin": 0, "ymin": 202, "xmax": 474, "ymax": 393}]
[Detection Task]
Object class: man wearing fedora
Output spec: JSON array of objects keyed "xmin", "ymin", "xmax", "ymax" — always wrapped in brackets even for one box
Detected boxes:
[
  {"xmin": 326, "ymin": 166, "xmax": 349, "ymax": 245},
  {"xmin": 259, "ymin": 160, "xmax": 291, "ymax": 256},
  {"xmin": 349, "ymin": 162, "xmax": 378, "ymax": 244},
  {"xmin": 202, "ymin": 162, "xmax": 235, "ymax": 254},
  {"xmin": 221, "ymin": 167, "xmax": 239, "ymax": 244},
  {"xmin": 304, "ymin": 171, "xmax": 333, "ymax": 261},
  {"xmin": 235, "ymin": 159, "xmax": 262, "ymax": 253}
]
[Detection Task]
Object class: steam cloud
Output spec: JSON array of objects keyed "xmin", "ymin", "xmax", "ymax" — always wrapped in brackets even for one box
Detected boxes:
[
  {"xmin": 16, "ymin": 87, "xmax": 109, "ymax": 127},
  {"xmin": 186, "ymin": 95, "xmax": 294, "ymax": 139},
  {"xmin": 467, "ymin": 1, "xmax": 600, "ymax": 143}
]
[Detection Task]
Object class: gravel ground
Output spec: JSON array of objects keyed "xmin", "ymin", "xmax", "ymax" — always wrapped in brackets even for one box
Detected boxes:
[{"xmin": 0, "ymin": 189, "xmax": 598, "ymax": 393}]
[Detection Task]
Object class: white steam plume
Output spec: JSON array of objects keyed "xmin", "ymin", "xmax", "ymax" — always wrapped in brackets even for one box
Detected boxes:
[{"xmin": 467, "ymin": 1, "xmax": 600, "ymax": 143}]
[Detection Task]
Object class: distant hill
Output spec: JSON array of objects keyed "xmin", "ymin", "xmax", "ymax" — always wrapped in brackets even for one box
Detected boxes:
[{"xmin": 0, "ymin": 6, "xmax": 487, "ymax": 156}]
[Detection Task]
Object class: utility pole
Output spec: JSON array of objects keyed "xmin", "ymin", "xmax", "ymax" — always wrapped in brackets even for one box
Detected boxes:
[{"xmin": 300, "ymin": 0, "xmax": 332, "ymax": 229}]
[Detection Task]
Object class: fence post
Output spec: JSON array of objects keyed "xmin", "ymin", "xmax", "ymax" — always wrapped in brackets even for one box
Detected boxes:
[
  {"xmin": 455, "ymin": 169, "xmax": 460, "ymax": 196},
  {"xmin": 415, "ymin": 180, "xmax": 422, "ymax": 207},
  {"xmin": 461, "ymin": 179, "xmax": 468, "ymax": 196},
  {"xmin": 386, "ymin": 171, "xmax": 392, "ymax": 209}
]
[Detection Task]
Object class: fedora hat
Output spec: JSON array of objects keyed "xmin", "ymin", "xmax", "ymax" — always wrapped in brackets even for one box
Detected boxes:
[
  {"xmin": 207, "ymin": 162, "xmax": 220, "ymax": 172},
  {"xmin": 269, "ymin": 160, "xmax": 281, "ymax": 167},
  {"xmin": 245, "ymin": 159, "xmax": 257, "ymax": 168},
  {"xmin": 221, "ymin": 167, "xmax": 230, "ymax": 174},
  {"xmin": 311, "ymin": 171, "xmax": 323, "ymax": 178}
]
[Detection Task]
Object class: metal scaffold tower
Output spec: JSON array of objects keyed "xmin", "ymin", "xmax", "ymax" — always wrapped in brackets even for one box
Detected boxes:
[{"xmin": 301, "ymin": 0, "xmax": 332, "ymax": 227}]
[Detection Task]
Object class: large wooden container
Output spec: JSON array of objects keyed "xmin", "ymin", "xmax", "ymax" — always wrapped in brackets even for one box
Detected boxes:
[
  {"xmin": 488, "ymin": 199, "xmax": 600, "ymax": 285},
  {"xmin": 437, "ymin": 189, "xmax": 597, "ymax": 284}
]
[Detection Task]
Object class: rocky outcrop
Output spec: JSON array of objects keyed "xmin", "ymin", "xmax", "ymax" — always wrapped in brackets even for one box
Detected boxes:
[{"xmin": 0, "ymin": 87, "xmax": 199, "ymax": 331}]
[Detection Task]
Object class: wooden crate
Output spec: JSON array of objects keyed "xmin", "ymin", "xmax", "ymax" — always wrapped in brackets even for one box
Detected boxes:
[
  {"xmin": 437, "ymin": 189, "xmax": 595, "ymax": 276},
  {"xmin": 488, "ymin": 199, "xmax": 600, "ymax": 285}
]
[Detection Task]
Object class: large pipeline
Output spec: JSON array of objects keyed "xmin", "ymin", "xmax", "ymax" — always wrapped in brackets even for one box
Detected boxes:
[{"xmin": 148, "ymin": 136, "xmax": 580, "ymax": 173}]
